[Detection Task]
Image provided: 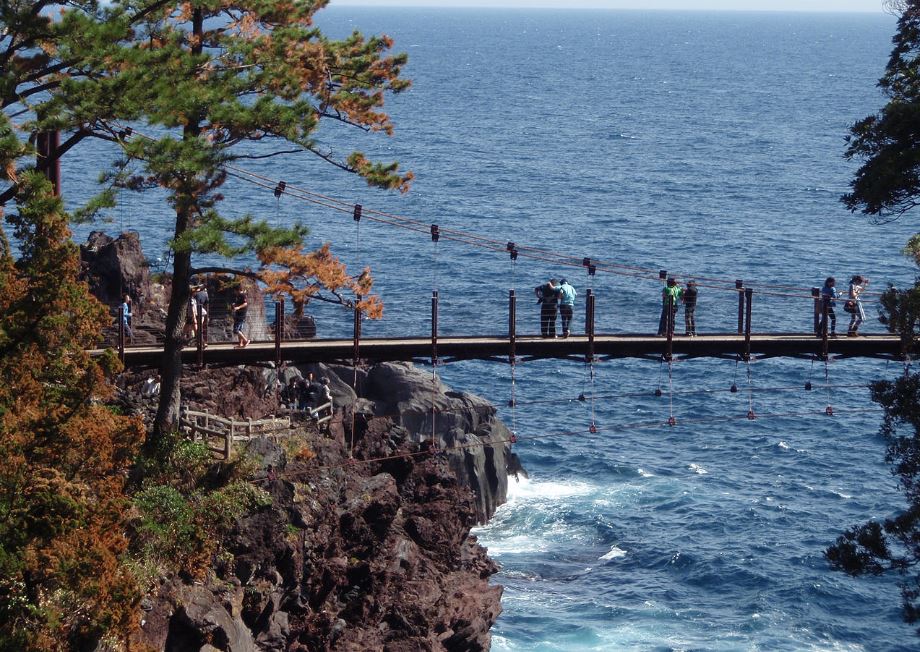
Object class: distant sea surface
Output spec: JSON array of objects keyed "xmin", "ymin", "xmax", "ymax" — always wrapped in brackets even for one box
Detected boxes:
[{"xmin": 62, "ymin": 7, "xmax": 920, "ymax": 651}]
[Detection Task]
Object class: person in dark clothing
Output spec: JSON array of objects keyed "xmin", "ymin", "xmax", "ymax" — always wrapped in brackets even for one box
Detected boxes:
[
  {"xmin": 683, "ymin": 280, "xmax": 698, "ymax": 336},
  {"xmin": 657, "ymin": 278, "xmax": 682, "ymax": 336},
  {"xmin": 535, "ymin": 278, "xmax": 561, "ymax": 337},
  {"xmin": 281, "ymin": 377, "xmax": 298, "ymax": 409},
  {"xmin": 819, "ymin": 276, "xmax": 838, "ymax": 338},
  {"xmin": 194, "ymin": 283, "xmax": 209, "ymax": 345},
  {"xmin": 231, "ymin": 289, "xmax": 250, "ymax": 348}
]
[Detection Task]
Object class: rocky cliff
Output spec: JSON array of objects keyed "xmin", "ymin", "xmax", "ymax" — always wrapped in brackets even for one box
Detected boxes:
[{"xmin": 130, "ymin": 408, "xmax": 504, "ymax": 651}]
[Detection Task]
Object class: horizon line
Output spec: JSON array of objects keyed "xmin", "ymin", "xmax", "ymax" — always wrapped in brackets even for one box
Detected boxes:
[{"xmin": 328, "ymin": 3, "xmax": 887, "ymax": 13}]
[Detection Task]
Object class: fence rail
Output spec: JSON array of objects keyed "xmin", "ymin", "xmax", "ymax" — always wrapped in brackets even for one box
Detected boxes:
[{"xmin": 179, "ymin": 408, "xmax": 292, "ymax": 459}]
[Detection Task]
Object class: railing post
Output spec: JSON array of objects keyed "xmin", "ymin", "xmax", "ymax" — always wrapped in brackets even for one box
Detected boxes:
[
  {"xmin": 586, "ymin": 289, "xmax": 596, "ymax": 363},
  {"xmin": 352, "ymin": 295, "xmax": 362, "ymax": 389},
  {"xmin": 196, "ymin": 300, "xmax": 204, "ymax": 368},
  {"xmin": 812, "ymin": 287, "xmax": 821, "ymax": 335},
  {"xmin": 743, "ymin": 288, "xmax": 753, "ymax": 362},
  {"xmin": 665, "ymin": 293, "xmax": 674, "ymax": 362},
  {"xmin": 821, "ymin": 295, "xmax": 830, "ymax": 360},
  {"xmin": 431, "ymin": 290, "xmax": 439, "ymax": 367},
  {"xmin": 118, "ymin": 308, "xmax": 125, "ymax": 364},
  {"xmin": 508, "ymin": 289, "xmax": 516, "ymax": 363},
  {"xmin": 274, "ymin": 300, "xmax": 283, "ymax": 366},
  {"xmin": 736, "ymin": 279, "xmax": 744, "ymax": 335}
]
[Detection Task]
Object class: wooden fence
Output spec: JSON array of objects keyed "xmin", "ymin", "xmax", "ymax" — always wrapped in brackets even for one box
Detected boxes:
[
  {"xmin": 179, "ymin": 402, "xmax": 334, "ymax": 459},
  {"xmin": 179, "ymin": 408, "xmax": 292, "ymax": 459}
]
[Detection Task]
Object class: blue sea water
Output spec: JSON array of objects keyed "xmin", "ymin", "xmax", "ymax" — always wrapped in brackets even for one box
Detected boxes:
[{"xmin": 58, "ymin": 7, "xmax": 920, "ymax": 650}]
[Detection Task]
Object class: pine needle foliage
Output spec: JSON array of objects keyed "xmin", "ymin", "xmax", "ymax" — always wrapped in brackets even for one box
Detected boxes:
[
  {"xmin": 75, "ymin": 0, "xmax": 412, "ymax": 440},
  {"xmin": 843, "ymin": 0, "xmax": 920, "ymax": 220},
  {"xmin": 0, "ymin": 172, "xmax": 145, "ymax": 651}
]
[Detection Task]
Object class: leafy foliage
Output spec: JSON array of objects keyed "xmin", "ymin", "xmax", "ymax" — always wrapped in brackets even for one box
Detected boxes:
[
  {"xmin": 843, "ymin": 1, "xmax": 920, "ymax": 220},
  {"xmin": 0, "ymin": 173, "xmax": 144, "ymax": 651},
  {"xmin": 129, "ymin": 435, "xmax": 272, "ymax": 579}
]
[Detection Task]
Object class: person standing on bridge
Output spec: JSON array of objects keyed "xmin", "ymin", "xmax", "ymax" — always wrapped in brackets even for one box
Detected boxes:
[
  {"xmin": 121, "ymin": 293, "xmax": 133, "ymax": 343},
  {"xmin": 535, "ymin": 278, "xmax": 561, "ymax": 337},
  {"xmin": 194, "ymin": 283, "xmax": 209, "ymax": 346},
  {"xmin": 683, "ymin": 280, "xmax": 698, "ymax": 336},
  {"xmin": 657, "ymin": 277, "xmax": 683, "ymax": 337},
  {"xmin": 558, "ymin": 278, "xmax": 577, "ymax": 338},
  {"xmin": 819, "ymin": 276, "xmax": 839, "ymax": 338},
  {"xmin": 231, "ymin": 289, "xmax": 250, "ymax": 348},
  {"xmin": 846, "ymin": 275, "xmax": 868, "ymax": 337}
]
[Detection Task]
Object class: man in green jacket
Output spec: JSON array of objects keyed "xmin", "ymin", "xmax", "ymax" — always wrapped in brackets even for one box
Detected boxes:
[{"xmin": 657, "ymin": 278, "xmax": 682, "ymax": 336}]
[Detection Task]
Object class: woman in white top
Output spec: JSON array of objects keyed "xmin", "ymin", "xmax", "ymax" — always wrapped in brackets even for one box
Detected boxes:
[{"xmin": 847, "ymin": 275, "xmax": 867, "ymax": 337}]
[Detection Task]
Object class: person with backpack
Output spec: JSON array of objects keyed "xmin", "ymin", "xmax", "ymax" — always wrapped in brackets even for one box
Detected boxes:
[
  {"xmin": 657, "ymin": 277, "xmax": 682, "ymax": 337},
  {"xmin": 846, "ymin": 275, "xmax": 868, "ymax": 337},
  {"xmin": 535, "ymin": 278, "xmax": 561, "ymax": 337}
]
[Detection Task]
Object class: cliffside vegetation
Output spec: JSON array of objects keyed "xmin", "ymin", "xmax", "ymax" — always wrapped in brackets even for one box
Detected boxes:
[{"xmin": 828, "ymin": 0, "xmax": 920, "ymax": 633}]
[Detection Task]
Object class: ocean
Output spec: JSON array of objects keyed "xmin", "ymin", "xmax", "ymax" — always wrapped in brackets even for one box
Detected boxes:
[{"xmin": 59, "ymin": 7, "xmax": 920, "ymax": 650}]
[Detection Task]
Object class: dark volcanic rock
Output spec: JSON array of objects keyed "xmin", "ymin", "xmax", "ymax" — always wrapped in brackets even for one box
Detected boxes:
[
  {"xmin": 133, "ymin": 435, "xmax": 503, "ymax": 652},
  {"xmin": 79, "ymin": 230, "xmax": 152, "ymax": 308}
]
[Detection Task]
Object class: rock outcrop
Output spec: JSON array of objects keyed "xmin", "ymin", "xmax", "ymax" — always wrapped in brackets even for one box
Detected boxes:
[
  {"xmin": 305, "ymin": 361, "xmax": 523, "ymax": 523},
  {"xmin": 133, "ymin": 431, "xmax": 503, "ymax": 652}
]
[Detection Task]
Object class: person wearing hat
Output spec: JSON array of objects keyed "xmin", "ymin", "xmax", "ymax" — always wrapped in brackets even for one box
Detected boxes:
[
  {"xmin": 657, "ymin": 277, "xmax": 683, "ymax": 336},
  {"xmin": 683, "ymin": 280, "xmax": 699, "ymax": 336},
  {"xmin": 557, "ymin": 278, "xmax": 577, "ymax": 338}
]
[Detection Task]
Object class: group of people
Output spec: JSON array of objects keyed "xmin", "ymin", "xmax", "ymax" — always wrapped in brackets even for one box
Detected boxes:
[
  {"xmin": 182, "ymin": 283, "xmax": 250, "ymax": 348},
  {"xmin": 657, "ymin": 277, "xmax": 699, "ymax": 337},
  {"xmin": 532, "ymin": 272, "xmax": 870, "ymax": 338},
  {"xmin": 534, "ymin": 278, "xmax": 578, "ymax": 337},
  {"xmin": 816, "ymin": 275, "xmax": 869, "ymax": 338},
  {"xmin": 280, "ymin": 372, "xmax": 333, "ymax": 415}
]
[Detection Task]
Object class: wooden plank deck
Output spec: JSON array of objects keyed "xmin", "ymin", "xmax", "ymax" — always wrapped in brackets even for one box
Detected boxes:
[{"xmin": 95, "ymin": 332, "xmax": 905, "ymax": 367}]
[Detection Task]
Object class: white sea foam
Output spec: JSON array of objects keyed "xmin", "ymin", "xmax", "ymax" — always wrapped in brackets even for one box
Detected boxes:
[
  {"xmin": 638, "ymin": 467, "xmax": 654, "ymax": 478},
  {"xmin": 600, "ymin": 545, "xmax": 628, "ymax": 560},
  {"xmin": 778, "ymin": 440, "xmax": 791, "ymax": 450},
  {"xmin": 689, "ymin": 463, "xmax": 708, "ymax": 475},
  {"xmin": 505, "ymin": 475, "xmax": 595, "ymax": 503}
]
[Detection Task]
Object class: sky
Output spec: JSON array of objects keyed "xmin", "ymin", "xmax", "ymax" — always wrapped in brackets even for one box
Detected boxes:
[{"xmin": 330, "ymin": 0, "xmax": 887, "ymax": 12}]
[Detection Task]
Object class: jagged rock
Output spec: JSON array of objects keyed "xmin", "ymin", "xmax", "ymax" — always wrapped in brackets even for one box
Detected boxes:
[
  {"xmin": 166, "ymin": 585, "xmax": 256, "ymax": 652},
  {"xmin": 364, "ymin": 362, "xmax": 514, "ymax": 523},
  {"xmin": 79, "ymin": 231, "xmax": 151, "ymax": 308}
]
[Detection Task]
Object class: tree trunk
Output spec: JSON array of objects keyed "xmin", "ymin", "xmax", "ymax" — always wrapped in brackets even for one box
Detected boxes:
[
  {"xmin": 151, "ymin": 240, "xmax": 191, "ymax": 443},
  {"xmin": 150, "ymin": 7, "xmax": 202, "ymax": 447}
]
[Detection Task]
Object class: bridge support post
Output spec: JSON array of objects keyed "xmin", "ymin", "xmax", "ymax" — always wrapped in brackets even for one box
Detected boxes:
[
  {"xmin": 508, "ymin": 289, "xmax": 516, "ymax": 363},
  {"xmin": 196, "ymin": 300, "xmax": 204, "ymax": 368},
  {"xmin": 812, "ymin": 287, "xmax": 821, "ymax": 336},
  {"xmin": 431, "ymin": 290, "xmax": 439, "ymax": 367},
  {"xmin": 743, "ymin": 288, "xmax": 753, "ymax": 361},
  {"xmin": 821, "ymin": 296, "xmax": 830, "ymax": 360},
  {"xmin": 665, "ymin": 293, "xmax": 674, "ymax": 362},
  {"xmin": 274, "ymin": 300, "xmax": 283, "ymax": 367},
  {"xmin": 118, "ymin": 309, "xmax": 125, "ymax": 364},
  {"xmin": 586, "ymin": 289, "xmax": 595, "ymax": 363},
  {"xmin": 352, "ymin": 295, "xmax": 362, "ymax": 386},
  {"xmin": 736, "ymin": 279, "xmax": 744, "ymax": 334}
]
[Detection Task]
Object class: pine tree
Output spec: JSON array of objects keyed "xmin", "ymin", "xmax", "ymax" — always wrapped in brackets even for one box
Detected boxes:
[
  {"xmin": 843, "ymin": 0, "xmax": 920, "ymax": 220},
  {"xmin": 0, "ymin": 171, "xmax": 144, "ymax": 650},
  {"xmin": 88, "ymin": 0, "xmax": 412, "ymax": 442}
]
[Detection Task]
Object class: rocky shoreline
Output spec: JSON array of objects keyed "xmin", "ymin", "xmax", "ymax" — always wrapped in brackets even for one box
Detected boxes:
[{"xmin": 94, "ymin": 231, "xmax": 522, "ymax": 650}]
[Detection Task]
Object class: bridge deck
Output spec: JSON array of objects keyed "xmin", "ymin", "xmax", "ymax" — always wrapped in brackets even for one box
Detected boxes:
[{"xmin": 98, "ymin": 333, "xmax": 904, "ymax": 367}]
